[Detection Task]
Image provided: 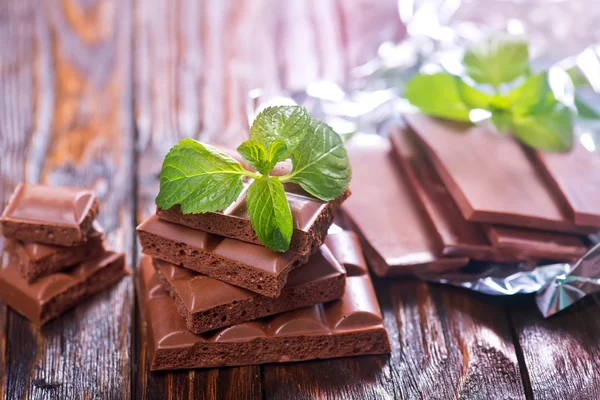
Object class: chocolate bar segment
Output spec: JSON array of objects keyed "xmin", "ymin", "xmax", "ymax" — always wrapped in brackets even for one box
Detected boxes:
[
  {"xmin": 405, "ymin": 114, "xmax": 595, "ymax": 235},
  {"xmin": 0, "ymin": 250, "xmax": 127, "ymax": 325},
  {"xmin": 341, "ymin": 134, "xmax": 468, "ymax": 276},
  {"xmin": 137, "ymin": 215, "xmax": 306, "ymax": 297},
  {"xmin": 5, "ymin": 223, "xmax": 105, "ymax": 283},
  {"xmin": 137, "ymin": 254, "xmax": 390, "ymax": 370},
  {"xmin": 534, "ymin": 141, "xmax": 600, "ymax": 228},
  {"xmin": 0, "ymin": 183, "xmax": 99, "ymax": 246},
  {"xmin": 153, "ymin": 241, "xmax": 346, "ymax": 334},
  {"xmin": 156, "ymin": 184, "xmax": 350, "ymax": 256}
]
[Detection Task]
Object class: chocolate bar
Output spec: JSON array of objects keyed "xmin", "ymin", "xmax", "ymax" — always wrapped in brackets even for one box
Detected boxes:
[
  {"xmin": 342, "ymin": 134, "xmax": 468, "ymax": 277},
  {"xmin": 153, "ymin": 234, "xmax": 352, "ymax": 334},
  {"xmin": 390, "ymin": 127, "xmax": 587, "ymax": 263},
  {"xmin": 4, "ymin": 223, "xmax": 105, "ymax": 283},
  {"xmin": 0, "ymin": 250, "xmax": 127, "ymax": 325},
  {"xmin": 0, "ymin": 183, "xmax": 100, "ymax": 246},
  {"xmin": 137, "ymin": 255, "xmax": 390, "ymax": 370},
  {"xmin": 138, "ymin": 215, "xmax": 307, "ymax": 298},
  {"xmin": 534, "ymin": 141, "xmax": 600, "ymax": 228},
  {"xmin": 156, "ymin": 184, "xmax": 350, "ymax": 256},
  {"xmin": 405, "ymin": 114, "xmax": 596, "ymax": 235}
]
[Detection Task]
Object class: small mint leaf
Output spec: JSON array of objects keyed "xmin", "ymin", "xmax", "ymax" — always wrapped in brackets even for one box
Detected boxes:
[
  {"xmin": 507, "ymin": 72, "xmax": 553, "ymax": 114},
  {"xmin": 246, "ymin": 176, "xmax": 293, "ymax": 252},
  {"xmin": 491, "ymin": 110, "xmax": 513, "ymax": 132},
  {"xmin": 405, "ymin": 72, "xmax": 473, "ymax": 122},
  {"xmin": 156, "ymin": 139, "xmax": 246, "ymax": 213},
  {"xmin": 250, "ymin": 106, "xmax": 310, "ymax": 161},
  {"xmin": 512, "ymin": 104, "xmax": 574, "ymax": 151},
  {"xmin": 285, "ymin": 119, "xmax": 351, "ymax": 201},
  {"xmin": 237, "ymin": 140, "xmax": 270, "ymax": 175},
  {"xmin": 463, "ymin": 35, "xmax": 529, "ymax": 88},
  {"xmin": 456, "ymin": 80, "xmax": 495, "ymax": 110}
]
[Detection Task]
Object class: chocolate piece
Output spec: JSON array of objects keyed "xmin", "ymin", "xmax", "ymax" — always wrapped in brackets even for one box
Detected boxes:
[
  {"xmin": 0, "ymin": 250, "xmax": 128, "ymax": 325},
  {"xmin": 137, "ymin": 255, "xmax": 390, "ymax": 370},
  {"xmin": 137, "ymin": 215, "xmax": 307, "ymax": 297},
  {"xmin": 534, "ymin": 141, "xmax": 600, "ymax": 228},
  {"xmin": 0, "ymin": 183, "xmax": 100, "ymax": 246},
  {"xmin": 341, "ymin": 134, "xmax": 468, "ymax": 276},
  {"xmin": 154, "ymin": 240, "xmax": 347, "ymax": 334},
  {"xmin": 156, "ymin": 184, "xmax": 350, "ymax": 256},
  {"xmin": 405, "ymin": 114, "xmax": 596, "ymax": 235},
  {"xmin": 5, "ymin": 223, "xmax": 105, "ymax": 283}
]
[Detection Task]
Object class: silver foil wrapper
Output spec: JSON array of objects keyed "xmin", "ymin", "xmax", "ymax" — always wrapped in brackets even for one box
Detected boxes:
[{"xmin": 249, "ymin": 1, "xmax": 600, "ymax": 317}]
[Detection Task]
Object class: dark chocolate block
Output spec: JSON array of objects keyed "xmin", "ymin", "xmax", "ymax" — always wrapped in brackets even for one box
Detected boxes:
[
  {"xmin": 5, "ymin": 223, "xmax": 105, "ymax": 283},
  {"xmin": 154, "ymin": 238, "xmax": 348, "ymax": 334},
  {"xmin": 0, "ymin": 249, "xmax": 128, "ymax": 325},
  {"xmin": 137, "ymin": 255, "xmax": 390, "ymax": 370},
  {"xmin": 156, "ymin": 184, "xmax": 350, "ymax": 256},
  {"xmin": 0, "ymin": 183, "xmax": 100, "ymax": 246},
  {"xmin": 138, "ymin": 215, "xmax": 307, "ymax": 298},
  {"xmin": 342, "ymin": 134, "xmax": 468, "ymax": 277},
  {"xmin": 404, "ymin": 114, "xmax": 595, "ymax": 235}
]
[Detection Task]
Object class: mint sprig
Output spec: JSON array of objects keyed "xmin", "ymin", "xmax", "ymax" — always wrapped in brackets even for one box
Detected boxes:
[
  {"xmin": 155, "ymin": 106, "xmax": 351, "ymax": 252},
  {"xmin": 405, "ymin": 36, "xmax": 581, "ymax": 152}
]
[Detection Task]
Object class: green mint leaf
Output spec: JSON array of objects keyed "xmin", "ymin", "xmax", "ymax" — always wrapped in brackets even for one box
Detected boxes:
[
  {"xmin": 156, "ymin": 139, "xmax": 246, "ymax": 213},
  {"xmin": 236, "ymin": 139, "xmax": 288, "ymax": 175},
  {"xmin": 463, "ymin": 35, "xmax": 529, "ymax": 88},
  {"xmin": 246, "ymin": 176, "xmax": 293, "ymax": 252},
  {"xmin": 456, "ymin": 80, "xmax": 495, "ymax": 109},
  {"xmin": 405, "ymin": 72, "xmax": 473, "ymax": 122},
  {"xmin": 507, "ymin": 72, "xmax": 554, "ymax": 113},
  {"xmin": 284, "ymin": 119, "xmax": 351, "ymax": 201},
  {"xmin": 512, "ymin": 104, "xmax": 574, "ymax": 151},
  {"xmin": 491, "ymin": 110, "xmax": 513, "ymax": 132},
  {"xmin": 250, "ymin": 106, "xmax": 310, "ymax": 161}
]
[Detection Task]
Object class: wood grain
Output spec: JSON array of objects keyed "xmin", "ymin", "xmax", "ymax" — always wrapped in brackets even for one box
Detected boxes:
[
  {"xmin": 509, "ymin": 296, "xmax": 600, "ymax": 399},
  {"xmin": 0, "ymin": 0, "xmax": 135, "ymax": 398}
]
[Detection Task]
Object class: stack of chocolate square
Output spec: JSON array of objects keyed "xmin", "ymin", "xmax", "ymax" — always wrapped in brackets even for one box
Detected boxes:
[
  {"xmin": 137, "ymin": 184, "xmax": 391, "ymax": 370},
  {"xmin": 0, "ymin": 183, "xmax": 128, "ymax": 325}
]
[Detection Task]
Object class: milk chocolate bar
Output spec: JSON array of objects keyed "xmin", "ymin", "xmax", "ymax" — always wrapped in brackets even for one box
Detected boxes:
[
  {"xmin": 138, "ymin": 215, "xmax": 307, "ymax": 297},
  {"xmin": 4, "ymin": 223, "xmax": 105, "ymax": 283},
  {"xmin": 0, "ymin": 250, "xmax": 128, "ymax": 325},
  {"xmin": 0, "ymin": 183, "xmax": 100, "ymax": 246},
  {"xmin": 153, "ymin": 234, "xmax": 353, "ymax": 334},
  {"xmin": 341, "ymin": 134, "xmax": 468, "ymax": 276},
  {"xmin": 156, "ymin": 184, "xmax": 350, "ymax": 256},
  {"xmin": 137, "ymin": 256, "xmax": 390, "ymax": 370},
  {"xmin": 405, "ymin": 114, "xmax": 596, "ymax": 235}
]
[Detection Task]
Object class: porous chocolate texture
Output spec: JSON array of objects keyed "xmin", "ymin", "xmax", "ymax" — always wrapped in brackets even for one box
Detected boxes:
[
  {"xmin": 0, "ymin": 250, "xmax": 127, "ymax": 325},
  {"xmin": 138, "ymin": 215, "xmax": 308, "ymax": 298},
  {"xmin": 153, "ymin": 240, "xmax": 347, "ymax": 334},
  {"xmin": 0, "ymin": 183, "xmax": 100, "ymax": 246},
  {"xmin": 137, "ymin": 235, "xmax": 390, "ymax": 370},
  {"xmin": 156, "ymin": 184, "xmax": 350, "ymax": 256},
  {"xmin": 5, "ymin": 223, "xmax": 105, "ymax": 283}
]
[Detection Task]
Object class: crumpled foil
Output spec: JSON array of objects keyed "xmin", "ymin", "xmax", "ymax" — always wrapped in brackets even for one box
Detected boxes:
[{"xmin": 249, "ymin": 1, "xmax": 600, "ymax": 317}]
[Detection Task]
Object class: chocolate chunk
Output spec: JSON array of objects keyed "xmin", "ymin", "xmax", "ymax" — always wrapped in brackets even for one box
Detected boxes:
[
  {"xmin": 153, "ymin": 239, "xmax": 347, "ymax": 334},
  {"xmin": 405, "ymin": 114, "xmax": 595, "ymax": 235},
  {"xmin": 534, "ymin": 141, "xmax": 600, "ymax": 228},
  {"xmin": 341, "ymin": 134, "xmax": 468, "ymax": 276},
  {"xmin": 137, "ymin": 253, "xmax": 390, "ymax": 370},
  {"xmin": 137, "ymin": 215, "xmax": 307, "ymax": 298},
  {"xmin": 0, "ymin": 250, "xmax": 128, "ymax": 325},
  {"xmin": 156, "ymin": 184, "xmax": 350, "ymax": 256},
  {"xmin": 0, "ymin": 183, "xmax": 100, "ymax": 246},
  {"xmin": 5, "ymin": 223, "xmax": 105, "ymax": 283}
]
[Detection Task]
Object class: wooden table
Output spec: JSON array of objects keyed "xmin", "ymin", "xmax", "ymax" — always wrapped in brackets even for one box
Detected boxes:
[{"xmin": 1, "ymin": 1, "xmax": 599, "ymax": 398}]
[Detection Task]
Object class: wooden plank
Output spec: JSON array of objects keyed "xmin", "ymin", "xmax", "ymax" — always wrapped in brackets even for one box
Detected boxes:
[
  {"xmin": 509, "ymin": 296, "xmax": 600, "ymax": 399},
  {"xmin": 264, "ymin": 278, "xmax": 527, "ymax": 399},
  {"xmin": 0, "ymin": 0, "xmax": 135, "ymax": 398}
]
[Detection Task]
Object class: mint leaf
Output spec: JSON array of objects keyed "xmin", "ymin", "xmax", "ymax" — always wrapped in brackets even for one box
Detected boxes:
[
  {"xmin": 456, "ymin": 80, "xmax": 494, "ymax": 109},
  {"xmin": 507, "ymin": 72, "xmax": 553, "ymax": 113},
  {"xmin": 463, "ymin": 35, "xmax": 529, "ymax": 88},
  {"xmin": 491, "ymin": 110, "xmax": 513, "ymax": 132},
  {"xmin": 246, "ymin": 176, "xmax": 293, "ymax": 252},
  {"xmin": 283, "ymin": 119, "xmax": 351, "ymax": 201},
  {"xmin": 512, "ymin": 104, "xmax": 574, "ymax": 151},
  {"xmin": 156, "ymin": 139, "xmax": 247, "ymax": 213},
  {"xmin": 237, "ymin": 139, "xmax": 288, "ymax": 175},
  {"xmin": 250, "ymin": 106, "xmax": 310, "ymax": 161},
  {"xmin": 405, "ymin": 73, "xmax": 473, "ymax": 122}
]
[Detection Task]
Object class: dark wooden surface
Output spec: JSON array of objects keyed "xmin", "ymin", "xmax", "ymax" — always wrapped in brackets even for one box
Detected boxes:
[{"xmin": 1, "ymin": 0, "xmax": 599, "ymax": 399}]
